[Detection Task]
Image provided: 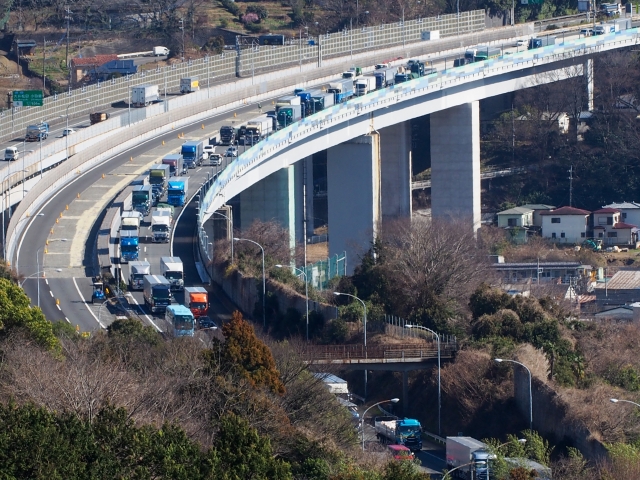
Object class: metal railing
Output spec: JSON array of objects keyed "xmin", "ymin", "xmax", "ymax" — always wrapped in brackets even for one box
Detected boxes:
[{"xmin": 300, "ymin": 342, "xmax": 457, "ymax": 361}]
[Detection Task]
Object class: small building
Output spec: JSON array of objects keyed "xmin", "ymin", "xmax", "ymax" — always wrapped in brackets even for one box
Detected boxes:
[
  {"xmin": 12, "ymin": 38, "xmax": 36, "ymax": 58},
  {"xmin": 594, "ymin": 306, "xmax": 634, "ymax": 320},
  {"xmin": 592, "ymin": 208, "xmax": 638, "ymax": 245},
  {"xmin": 594, "ymin": 270, "xmax": 640, "ymax": 306},
  {"xmin": 70, "ymin": 54, "xmax": 119, "ymax": 84},
  {"xmin": 520, "ymin": 204, "xmax": 556, "ymax": 227},
  {"xmin": 602, "ymin": 202, "xmax": 640, "ymax": 226},
  {"xmin": 540, "ymin": 206, "xmax": 590, "ymax": 243},
  {"xmin": 492, "ymin": 261, "xmax": 589, "ymax": 284},
  {"xmin": 497, "ymin": 207, "xmax": 534, "ymax": 228},
  {"xmin": 313, "ymin": 373, "xmax": 349, "ymax": 394},
  {"xmin": 94, "ymin": 59, "xmax": 137, "ymax": 81}
]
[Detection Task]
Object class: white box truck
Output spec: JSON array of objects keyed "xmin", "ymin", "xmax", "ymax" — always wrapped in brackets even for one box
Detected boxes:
[
  {"xmin": 153, "ymin": 46, "xmax": 170, "ymax": 56},
  {"xmin": 129, "ymin": 260, "xmax": 151, "ymax": 290},
  {"xmin": 121, "ymin": 211, "xmax": 143, "ymax": 231},
  {"xmin": 131, "ymin": 84, "xmax": 159, "ymax": 107},
  {"xmin": 151, "ymin": 209, "xmax": 172, "ymax": 243},
  {"xmin": 180, "ymin": 77, "xmax": 199, "ymax": 94},
  {"xmin": 160, "ymin": 256, "xmax": 184, "ymax": 291},
  {"xmin": 355, "ymin": 76, "xmax": 376, "ymax": 96},
  {"xmin": 446, "ymin": 436, "xmax": 494, "ymax": 480}
]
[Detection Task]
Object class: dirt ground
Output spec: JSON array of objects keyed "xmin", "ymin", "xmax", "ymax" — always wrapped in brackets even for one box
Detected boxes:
[{"xmin": 305, "ymin": 242, "xmax": 328, "ymax": 263}]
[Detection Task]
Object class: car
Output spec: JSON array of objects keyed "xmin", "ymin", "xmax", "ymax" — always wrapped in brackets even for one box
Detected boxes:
[
  {"xmin": 203, "ymin": 144, "xmax": 215, "ymax": 155},
  {"xmin": 198, "ymin": 317, "xmax": 217, "ymax": 329},
  {"xmin": 516, "ymin": 39, "xmax": 526, "ymax": 47},
  {"xmin": 210, "ymin": 153, "xmax": 222, "ymax": 166},
  {"xmin": 225, "ymin": 147, "xmax": 238, "ymax": 157},
  {"xmin": 62, "ymin": 128, "xmax": 76, "ymax": 136},
  {"xmin": 580, "ymin": 28, "xmax": 594, "ymax": 37}
]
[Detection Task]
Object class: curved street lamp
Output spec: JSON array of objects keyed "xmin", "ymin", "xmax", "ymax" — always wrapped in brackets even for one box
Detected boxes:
[
  {"xmin": 405, "ymin": 324, "xmax": 441, "ymax": 436},
  {"xmin": 276, "ymin": 264, "xmax": 308, "ymax": 341},
  {"xmin": 233, "ymin": 237, "xmax": 265, "ymax": 328},
  {"xmin": 495, "ymin": 358, "xmax": 533, "ymax": 431},
  {"xmin": 360, "ymin": 398, "xmax": 399, "ymax": 451},
  {"xmin": 610, "ymin": 398, "xmax": 640, "ymax": 409},
  {"xmin": 333, "ymin": 291, "xmax": 367, "ymax": 347}
]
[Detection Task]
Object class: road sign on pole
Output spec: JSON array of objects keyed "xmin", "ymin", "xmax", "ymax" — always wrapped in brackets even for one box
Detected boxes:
[{"xmin": 12, "ymin": 90, "xmax": 43, "ymax": 107}]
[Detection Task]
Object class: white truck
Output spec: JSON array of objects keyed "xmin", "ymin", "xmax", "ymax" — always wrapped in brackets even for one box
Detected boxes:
[
  {"xmin": 245, "ymin": 116, "xmax": 273, "ymax": 145},
  {"xmin": 355, "ymin": 76, "xmax": 376, "ymax": 96},
  {"xmin": 180, "ymin": 77, "xmax": 199, "ymax": 94},
  {"xmin": 131, "ymin": 84, "xmax": 159, "ymax": 107},
  {"xmin": 160, "ymin": 256, "xmax": 184, "ymax": 291},
  {"xmin": 446, "ymin": 437, "xmax": 494, "ymax": 480},
  {"xmin": 153, "ymin": 46, "xmax": 170, "ymax": 56},
  {"xmin": 121, "ymin": 211, "xmax": 143, "ymax": 231},
  {"xmin": 151, "ymin": 208, "xmax": 172, "ymax": 243},
  {"xmin": 128, "ymin": 260, "xmax": 151, "ymax": 290}
]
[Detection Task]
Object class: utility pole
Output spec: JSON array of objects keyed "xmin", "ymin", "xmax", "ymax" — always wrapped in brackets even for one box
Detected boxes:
[
  {"xmin": 568, "ymin": 165, "xmax": 573, "ymax": 207},
  {"xmin": 65, "ymin": 6, "xmax": 71, "ymax": 67},
  {"xmin": 42, "ymin": 37, "xmax": 46, "ymax": 90},
  {"xmin": 180, "ymin": 18, "xmax": 185, "ymax": 61}
]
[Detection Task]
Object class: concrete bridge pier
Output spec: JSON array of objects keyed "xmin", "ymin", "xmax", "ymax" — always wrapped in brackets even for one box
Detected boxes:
[
  {"xmin": 430, "ymin": 101, "xmax": 481, "ymax": 232},
  {"xmin": 304, "ymin": 156, "xmax": 315, "ymax": 238},
  {"xmin": 380, "ymin": 122, "xmax": 412, "ymax": 221},
  {"xmin": 239, "ymin": 164, "xmax": 303, "ymax": 251},
  {"xmin": 327, "ymin": 133, "xmax": 381, "ymax": 273},
  {"xmin": 586, "ymin": 58, "xmax": 594, "ymax": 112}
]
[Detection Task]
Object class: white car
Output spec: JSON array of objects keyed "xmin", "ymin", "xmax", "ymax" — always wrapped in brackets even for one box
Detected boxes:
[
  {"xmin": 516, "ymin": 39, "xmax": 526, "ymax": 47},
  {"xmin": 225, "ymin": 147, "xmax": 238, "ymax": 157},
  {"xmin": 62, "ymin": 128, "xmax": 76, "ymax": 136},
  {"xmin": 203, "ymin": 144, "xmax": 215, "ymax": 155}
]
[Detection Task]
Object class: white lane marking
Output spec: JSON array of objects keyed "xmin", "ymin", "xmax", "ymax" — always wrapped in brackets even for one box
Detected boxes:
[
  {"xmin": 128, "ymin": 294, "xmax": 163, "ymax": 332},
  {"xmin": 56, "ymin": 304, "xmax": 61, "ymax": 310},
  {"xmin": 65, "ymin": 317, "xmax": 70, "ymax": 323},
  {"xmin": 49, "ymin": 291, "xmax": 53, "ymax": 297},
  {"xmin": 144, "ymin": 246, "xmax": 147, "ymax": 253},
  {"xmin": 45, "ymin": 279, "xmax": 49, "ymax": 285},
  {"xmin": 72, "ymin": 277, "xmax": 106, "ymax": 329}
]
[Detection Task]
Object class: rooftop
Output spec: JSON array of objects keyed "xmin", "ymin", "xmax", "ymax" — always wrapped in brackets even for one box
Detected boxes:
[
  {"xmin": 540, "ymin": 206, "xmax": 591, "ymax": 216},
  {"xmin": 594, "ymin": 270, "xmax": 640, "ymax": 290},
  {"xmin": 593, "ymin": 208, "xmax": 620, "ymax": 214},
  {"xmin": 71, "ymin": 54, "xmax": 119, "ymax": 68},
  {"xmin": 613, "ymin": 222, "xmax": 638, "ymax": 229},
  {"xmin": 520, "ymin": 204, "xmax": 556, "ymax": 210},
  {"xmin": 498, "ymin": 207, "xmax": 534, "ymax": 215},
  {"xmin": 603, "ymin": 202, "xmax": 640, "ymax": 210}
]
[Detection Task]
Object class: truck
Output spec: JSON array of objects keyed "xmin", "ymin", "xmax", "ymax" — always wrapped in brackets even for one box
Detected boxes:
[
  {"xmin": 328, "ymin": 79, "xmax": 354, "ymax": 104},
  {"xmin": 276, "ymin": 95, "xmax": 301, "ymax": 107},
  {"xmin": 446, "ymin": 437, "xmax": 494, "ymax": 480},
  {"xmin": 374, "ymin": 67, "xmax": 396, "ymax": 89},
  {"xmin": 473, "ymin": 46, "xmax": 501, "ymax": 62},
  {"xmin": 276, "ymin": 104, "xmax": 302, "ymax": 129},
  {"xmin": 395, "ymin": 72, "xmax": 411, "ymax": 84},
  {"xmin": 528, "ymin": 36, "xmax": 557, "ymax": 49},
  {"xmin": 4, "ymin": 146, "xmax": 18, "ymax": 161},
  {"xmin": 409, "ymin": 61, "xmax": 426, "ymax": 78},
  {"xmin": 180, "ymin": 77, "xmax": 199, "ymax": 94},
  {"xmin": 90, "ymin": 112, "xmax": 110, "ymax": 124},
  {"xmin": 219, "ymin": 126, "xmax": 237, "ymax": 145},
  {"xmin": 119, "ymin": 229, "xmax": 139, "ymax": 263},
  {"xmin": 245, "ymin": 116, "xmax": 273, "ymax": 145},
  {"xmin": 143, "ymin": 274, "xmax": 172, "ymax": 313},
  {"xmin": 355, "ymin": 75, "xmax": 377, "ymax": 96},
  {"xmin": 162, "ymin": 153, "xmax": 183, "ymax": 177},
  {"xmin": 181, "ymin": 140, "xmax": 204, "ymax": 168},
  {"xmin": 130, "ymin": 173, "xmax": 149, "ymax": 188},
  {"xmin": 131, "ymin": 84, "xmax": 159, "ymax": 107},
  {"xmin": 160, "ymin": 256, "xmax": 184, "ymax": 291},
  {"xmin": 128, "ymin": 260, "xmax": 151, "ymax": 290},
  {"xmin": 121, "ymin": 211, "xmax": 143, "ymax": 231},
  {"xmin": 185, "ymin": 286, "xmax": 209, "ymax": 317},
  {"xmin": 167, "ymin": 177, "xmax": 188, "ymax": 207},
  {"xmin": 296, "ymin": 89, "xmax": 322, "ymax": 117},
  {"xmin": 25, "ymin": 122, "xmax": 49, "ymax": 141},
  {"xmin": 131, "ymin": 185, "xmax": 152, "ymax": 216},
  {"xmin": 311, "ymin": 92, "xmax": 335, "ymax": 113},
  {"xmin": 149, "ymin": 164, "xmax": 170, "ymax": 198},
  {"xmin": 153, "ymin": 46, "xmax": 170, "ymax": 56},
  {"xmin": 151, "ymin": 208, "xmax": 172, "ymax": 242},
  {"xmin": 166, "ymin": 304, "xmax": 195, "ymax": 336},
  {"xmin": 342, "ymin": 67, "xmax": 363, "ymax": 80},
  {"xmin": 374, "ymin": 416, "xmax": 423, "ymax": 452}
]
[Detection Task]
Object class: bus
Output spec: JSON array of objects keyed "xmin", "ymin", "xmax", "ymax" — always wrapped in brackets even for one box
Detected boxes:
[{"xmin": 165, "ymin": 304, "xmax": 195, "ymax": 337}]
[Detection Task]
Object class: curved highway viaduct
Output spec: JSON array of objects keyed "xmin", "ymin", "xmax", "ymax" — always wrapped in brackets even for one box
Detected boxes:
[{"xmin": 10, "ymin": 28, "xmax": 640, "ymax": 329}]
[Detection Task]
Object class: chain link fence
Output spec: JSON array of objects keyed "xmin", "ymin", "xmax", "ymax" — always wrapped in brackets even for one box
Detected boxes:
[{"xmin": 1, "ymin": 10, "xmax": 486, "ymax": 143}]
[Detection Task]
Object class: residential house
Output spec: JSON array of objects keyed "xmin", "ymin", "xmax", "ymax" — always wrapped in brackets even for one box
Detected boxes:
[
  {"xmin": 497, "ymin": 207, "xmax": 534, "ymax": 228},
  {"xmin": 592, "ymin": 207, "xmax": 638, "ymax": 246},
  {"xmin": 520, "ymin": 204, "xmax": 556, "ymax": 227},
  {"xmin": 70, "ymin": 54, "xmax": 119, "ymax": 84},
  {"xmin": 540, "ymin": 206, "xmax": 590, "ymax": 243},
  {"xmin": 492, "ymin": 261, "xmax": 590, "ymax": 284},
  {"xmin": 602, "ymin": 202, "xmax": 640, "ymax": 226},
  {"xmin": 594, "ymin": 270, "xmax": 640, "ymax": 307}
]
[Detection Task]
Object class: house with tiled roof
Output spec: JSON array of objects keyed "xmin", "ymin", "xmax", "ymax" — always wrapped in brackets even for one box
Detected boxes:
[
  {"xmin": 592, "ymin": 208, "xmax": 639, "ymax": 245},
  {"xmin": 540, "ymin": 206, "xmax": 590, "ymax": 243},
  {"xmin": 70, "ymin": 54, "xmax": 119, "ymax": 84},
  {"xmin": 520, "ymin": 204, "xmax": 555, "ymax": 227},
  {"xmin": 602, "ymin": 202, "xmax": 640, "ymax": 226}
]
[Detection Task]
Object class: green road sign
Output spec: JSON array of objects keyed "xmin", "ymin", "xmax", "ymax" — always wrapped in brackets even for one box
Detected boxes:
[{"xmin": 12, "ymin": 90, "xmax": 43, "ymax": 107}]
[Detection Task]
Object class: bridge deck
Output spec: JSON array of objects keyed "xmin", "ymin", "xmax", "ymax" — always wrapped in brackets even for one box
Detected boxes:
[{"xmin": 301, "ymin": 342, "xmax": 457, "ymax": 364}]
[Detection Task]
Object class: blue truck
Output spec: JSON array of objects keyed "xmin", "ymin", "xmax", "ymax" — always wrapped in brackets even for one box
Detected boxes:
[
  {"xmin": 131, "ymin": 185, "xmax": 152, "ymax": 216},
  {"xmin": 374, "ymin": 416, "xmax": 423, "ymax": 452},
  {"xmin": 181, "ymin": 140, "xmax": 204, "ymax": 169},
  {"xmin": 119, "ymin": 229, "xmax": 139, "ymax": 263},
  {"xmin": 327, "ymin": 79, "xmax": 354, "ymax": 104},
  {"xmin": 167, "ymin": 177, "xmax": 189, "ymax": 207},
  {"xmin": 296, "ymin": 89, "xmax": 322, "ymax": 117}
]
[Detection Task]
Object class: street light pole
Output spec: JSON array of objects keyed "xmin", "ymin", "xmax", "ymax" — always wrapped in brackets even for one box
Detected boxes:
[
  {"xmin": 444, "ymin": 460, "xmax": 487, "ymax": 480},
  {"xmin": 333, "ymin": 291, "xmax": 367, "ymax": 347},
  {"xmin": 406, "ymin": 324, "xmax": 441, "ymax": 436},
  {"xmin": 495, "ymin": 358, "xmax": 533, "ymax": 431},
  {"xmin": 610, "ymin": 398, "xmax": 640, "ymax": 409},
  {"xmin": 276, "ymin": 264, "xmax": 308, "ymax": 341},
  {"xmin": 360, "ymin": 398, "xmax": 399, "ymax": 450},
  {"xmin": 233, "ymin": 237, "xmax": 265, "ymax": 329}
]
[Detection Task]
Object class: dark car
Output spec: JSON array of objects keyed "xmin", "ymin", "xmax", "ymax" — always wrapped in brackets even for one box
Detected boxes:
[{"xmin": 198, "ymin": 317, "xmax": 217, "ymax": 329}]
